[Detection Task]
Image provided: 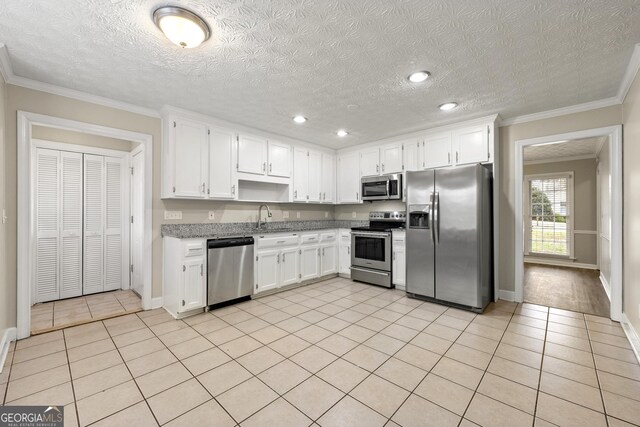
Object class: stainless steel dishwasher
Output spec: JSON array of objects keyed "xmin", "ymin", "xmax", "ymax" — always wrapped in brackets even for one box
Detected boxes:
[{"xmin": 207, "ymin": 237, "xmax": 254, "ymax": 306}]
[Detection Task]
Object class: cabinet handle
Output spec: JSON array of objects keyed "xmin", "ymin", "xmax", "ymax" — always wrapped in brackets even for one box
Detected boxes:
[
  {"xmin": 200, "ymin": 264, "xmax": 203, "ymax": 276},
  {"xmin": 277, "ymin": 254, "xmax": 280, "ymax": 263},
  {"xmin": 182, "ymin": 265, "xmax": 186, "ymax": 272},
  {"xmin": 448, "ymin": 152, "xmax": 451, "ymax": 164},
  {"xmin": 456, "ymin": 152, "xmax": 459, "ymax": 163},
  {"xmin": 376, "ymin": 164, "xmax": 379, "ymax": 173},
  {"xmin": 356, "ymin": 192, "xmax": 359, "ymax": 200},
  {"xmin": 382, "ymin": 164, "xmax": 385, "ymax": 172},
  {"xmin": 231, "ymin": 184, "xmax": 236, "ymax": 195},
  {"xmin": 348, "ymin": 247, "xmax": 350, "ymax": 255},
  {"xmin": 269, "ymin": 163, "xmax": 272, "ymax": 172},
  {"xmin": 294, "ymin": 190, "xmax": 298, "ymax": 198},
  {"xmin": 319, "ymin": 192, "xmax": 322, "ymax": 200},
  {"xmin": 393, "ymin": 252, "xmax": 396, "ymax": 261},
  {"xmin": 263, "ymin": 162, "xmax": 266, "ymax": 172},
  {"xmin": 201, "ymin": 182, "xmax": 206, "ymax": 193},
  {"xmin": 322, "ymin": 248, "xmax": 325, "ymax": 256},
  {"xmin": 282, "ymin": 253, "xmax": 286, "ymax": 263}
]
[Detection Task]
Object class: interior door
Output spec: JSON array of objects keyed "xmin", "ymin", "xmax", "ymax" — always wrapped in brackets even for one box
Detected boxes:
[
  {"xmin": 381, "ymin": 144, "xmax": 403, "ymax": 174},
  {"xmin": 130, "ymin": 151, "xmax": 144, "ymax": 297},
  {"xmin": 173, "ymin": 119, "xmax": 208, "ymax": 198},
  {"xmin": 84, "ymin": 154, "xmax": 105, "ymax": 295},
  {"xmin": 267, "ymin": 141, "xmax": 291, "ymax": 177},
  {"xmin": 308, "ymin": 151, "xmax": 322, "ymax": 202},
  {"xmin": 35, "ymin": 148, "xmax": 61, "ymax": 303},
  {"xmin": 59, "ymin": 151, "xmax": 83, "ymax": 299},
  {"xmin": 238, "ymin": 134, "xmax": 267, "ymax": 175},
  {"xmin": 209, "ymin": 127, "xmax": 235, "ymax": 199},
  {"xmin": 104, "ymin": 157, "xmax": 124, "ymax": 292},
  {"xmin": 424, "ymin": 133, "xmax": 452, "ymax": 169},
  {"xmin": 293, "ymin": 148, "xmax": 308, "ymax": 201},
  {"xmin": 280, "ymin": 247, "xmax": 299, "ymax": 286}
]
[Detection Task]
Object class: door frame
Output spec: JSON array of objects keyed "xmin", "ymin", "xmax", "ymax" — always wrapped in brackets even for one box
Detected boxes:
[
  {"xmin": 129, "ymin": 144, "xmax": 145, "ymax": 297},
  {"xmin": 17, "ymin": 111, "xmax": 153, "ymax": 339},
  {"xmin": 514, "ymin": 125, "xmax": 623, "ymax": 321}
]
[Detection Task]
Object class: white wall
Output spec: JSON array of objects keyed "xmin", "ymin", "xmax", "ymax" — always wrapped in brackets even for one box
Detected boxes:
[{"xmin": 597, "ymin": 137, "xmax": 611, "ymax": 291}]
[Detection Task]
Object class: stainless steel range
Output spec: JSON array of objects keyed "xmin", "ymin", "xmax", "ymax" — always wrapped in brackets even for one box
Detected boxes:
[{"xmin": 351, "ymin": 211, "xmax": 406, "ymax": 288}]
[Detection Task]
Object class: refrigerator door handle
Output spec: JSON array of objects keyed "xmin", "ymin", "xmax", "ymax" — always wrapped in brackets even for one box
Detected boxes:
[
  {"xmin": 429, "ymin": 192, "xmax": 435, "ymax": 243},
  {"xmin": 434, "ymin": 191, "xmax": 440, "ymax": 245}
]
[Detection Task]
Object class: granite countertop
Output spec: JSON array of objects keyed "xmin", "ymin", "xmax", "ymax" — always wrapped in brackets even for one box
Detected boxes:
[{"xmin": 161, "ymin": 220, "xmax": 368, "ymax": 239}]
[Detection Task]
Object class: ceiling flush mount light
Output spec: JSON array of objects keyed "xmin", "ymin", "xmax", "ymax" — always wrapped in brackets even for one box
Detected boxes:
[
  {"xmin": 153, "ymin": 6, "xmax": 210, "ymax": 48},
  {"xmin": 337, "ymin": 130, "xmax": 348, "ymax": 137},
  {"xmin": 439, "ymin": 102, "xmax": 458, "ymax": 111},
  {"xmin": 408, "ymin": 71, "xmax": 430, "ymax": 83},
  {"xmin": 293, "ymin": 115, "xmax": 307, "ymax": 124}
]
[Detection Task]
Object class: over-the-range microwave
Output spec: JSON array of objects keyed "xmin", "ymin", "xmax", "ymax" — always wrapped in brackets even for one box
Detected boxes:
[{"xmin": 361, "ymin": 174, "xmax": 403, "ymax": 201}]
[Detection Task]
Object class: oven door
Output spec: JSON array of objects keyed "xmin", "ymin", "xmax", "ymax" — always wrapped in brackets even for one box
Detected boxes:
[{"xmin": 351, "ymin": 231, "xmax": 391, "ymax": 271}]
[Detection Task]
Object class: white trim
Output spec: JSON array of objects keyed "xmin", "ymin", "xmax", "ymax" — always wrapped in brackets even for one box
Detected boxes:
[
  {"xmin": 617, "ymin": 43, "xmax": 640, "ymax": 103},
  {"xmin": 17, "ymin": 111, "xmax": 154, "ymax": 339},
  {"xmin": 498, "ymin": 290, "xmax": 515, "ymax": 302},
  {"xmin": 0, "ymin": 328, "xmax": 17, "ymax": 373},
  {"xmin": 32, "ymin": 139, "xmax": 131, "ymax": 158},
  {"xmin": 524, "ymin": 257, "xmax": 598, "ymax": 270},
  {"xmin": 599, "ymin": 272, "xmax": 611, "ymax": 301},
  {"xmin": 514, "ymin": 125, "xmax": 623, "ymax": 322},
  {"xmin": 574, "ymin": 230, "xmax": 597, "ymax": 235},
  {"xmin": 0, "ymin": 43, "xmax": 159, "ymax": 118},
  {"xmin": 524, "ymin": 154, "xmax": 597, "ymax": 165},
  {"xmin": 620, "ymin": 313, "xmax": 640, "ymax": 365},
  {"xmin": 499, "ymin": 97, "xmax": 620, "ymax": 127},
  {"xmin": 151, "ymin": 297, "xmax": 164, "ymax": 309}
]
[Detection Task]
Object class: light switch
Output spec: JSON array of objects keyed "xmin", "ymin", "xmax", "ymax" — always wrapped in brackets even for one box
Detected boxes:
[
  {"xmin": 297, "ymin": 212, "xmax": 301, "ymax": 219},
  {"xmin": 164, "ymin": 210, "xmax": 182, "ymax": 220},
  {"xmin": 325, "ymin": 212, "xmax": 329, "ymax": 218},
  {"xmin": 208, "ymin": 211, "xmax": 215, "ymax": 220},
  {"xmin": 283, "ymin": 211, "xmax": 289, "ymax": 219}
]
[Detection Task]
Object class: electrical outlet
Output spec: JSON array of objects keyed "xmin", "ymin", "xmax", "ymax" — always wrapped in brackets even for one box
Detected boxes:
[
  {"xmin": 325, "ymin": 212, "xmax": 329, "ymax": 218},
  {"xmin": 208, "ymin": 211, "xmax": 215, "ymax": 220},
  {"xmin": 164, "ymin": 210, "xmax": 182, "ymax": 220},
  {"xmin": 296, "ymin": 212, "xmax": 301, "ymax": 219},
  {"xmin": 352, "ymin": 212, "xmax": 357, "ymax": 219},
  {"xmin": 282, "ymin": 211, "xmax": 289, "ymax": 219}
]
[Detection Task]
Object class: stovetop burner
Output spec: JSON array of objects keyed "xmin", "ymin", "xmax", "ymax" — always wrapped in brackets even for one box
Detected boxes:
[{"xmin": 351, "ymin": 211, "xmax": 406, "ymax": 232}]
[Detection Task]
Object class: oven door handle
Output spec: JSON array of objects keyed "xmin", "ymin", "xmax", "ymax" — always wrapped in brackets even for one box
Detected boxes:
[{"xmin": 352, "ymin": 232, "xmax": 391, "ymax": 238}]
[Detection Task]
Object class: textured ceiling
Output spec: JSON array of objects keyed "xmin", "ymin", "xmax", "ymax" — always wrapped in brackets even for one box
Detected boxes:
[
  {"xmin": 524, "ymin": 137, "xmax": 604, "ymax": 162},
  {"xmin": 0, "ymin": 1, "xmax": 639, "ymax": 148}
]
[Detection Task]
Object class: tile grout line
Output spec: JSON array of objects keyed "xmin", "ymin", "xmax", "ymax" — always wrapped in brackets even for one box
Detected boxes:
[
  {"xmin": 585, "ymin": 318, "xmax": 611, "ymax": 427},
  {"xmin": 61, "ymin": 325, "xmax": 82, "ymax": 427},
  {"xmin": 530, "ymin": 305, "xmax": 550, "ymax": 426}
]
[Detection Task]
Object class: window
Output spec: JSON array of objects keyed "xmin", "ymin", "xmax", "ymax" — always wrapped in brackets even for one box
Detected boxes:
[{"xmin": 525, "ymin": 173, "xmax": 573, "ymax": 257}]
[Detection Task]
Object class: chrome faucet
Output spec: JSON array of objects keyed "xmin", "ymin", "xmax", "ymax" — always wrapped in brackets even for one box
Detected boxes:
[{"xmin": 257, "ymin": 204, "xmax": 272, "ymax": 229}]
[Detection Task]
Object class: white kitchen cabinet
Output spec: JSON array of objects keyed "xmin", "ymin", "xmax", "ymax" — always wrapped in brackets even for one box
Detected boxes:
[
  {"xmin": 403, "ymin": 140, "xmax": 421, "ymax": 172},
  {"xmin": 268, "ymin": 141, "xmax": 291, "ymax": 178},
  {"xmin": 280, "ymin": 247, "xmax": 300, "ymax": 286},
  {"xmin": 237, "ymin": 134, "xmax": 268, "ymax": 175},
  {"xmin": 453, "ymin": 125, "xmax": 489, "ymax": 165},
  {"xmin": 381, "ymin": 143, "xmax": 404, "ymax": 174},
  {"xmin": 300, "ymin": 245, "xmax": 320, "ymax": 281},
  {"xmin": 208, "ymin": 126, "xmax": 236, "ymax": 199},
  {"xmin": 321, "ymin": 153, "xmax": 335, "ymax": 203},
  {"xmin": 337, "ymin": 152, "xmax": 361, "ymax": 203},
  {"xmin": 392, "ymin": 231, "xmax": 406, "ymax": 289},
  {"xmin": 321, "ymin": 244, "xmax": 337, "ymax": 275},
  {"xmin": 423, "ymin": 132, "xmax": 452, "ymax": 169},
  {"xmin": 163, "ymin": 237, "xmax": 207, "ymax": 318},
  {"xmin": 360, "ymin": 148, "xmax": 380, "ymax": 177},
  {"xmin": 338, "ymin": 230, "xmax": 351, "ymax": 275},
  {"xmin": 293, "ymin": 148, "xmax": 308, "ymax": 202},
  {"xmin": 172, "ymin": 118, "xmax": 209, "ymax": 198},
  {"xmin": 256, "ymin": 249, "xmax": 280, "ymax": 293},
  {"xmin": 308, "ymin": 151, "xmax": 322, "ymax": 202}
]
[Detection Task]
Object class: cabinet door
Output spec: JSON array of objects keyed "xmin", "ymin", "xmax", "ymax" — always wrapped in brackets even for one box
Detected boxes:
[
  {"xmin": 308, "ymin": 150, "xmax": 322, "ymax": 202},
  {"xmin": 209, "ymin": 127, "xmax": 236, "ymax": 199},
  {"xmin": 424, "ymin": 133, "xmax": 452, "ymax": 169},
  {"xmin": 337, "ymin": 152, "xmax": 360, "ymax": 203},
  {"xmin": 454, "ymin": 125, "xmax": 489, "ymax": 165},
  {"xmin": 321, "ymin": 153, "xmax": 335, "ymax": 203},
  {"xmin": 268, "ymin": 141, "xmax": 291, "ymax": 177},
  {"xmin": 321, "ymin": 244, "xmax": 337, "ymax": 275},
  {"xmin": 293, "ymin": 148, "xmax": 308, "ymax": 202},
  {"xmin": 238, "ymin": 134, "xmax": 268, "ymax": 175},
  {"xmin": 256, "ymin": 249, "xmax": 279, "ymax": 293},
  {"xmin": 280, "ymin": 247, "xmax": 299, "ymax": 286},
  {"xmin": 300, "ymin": 246, "xmax": 320, "ymax": 281},
  {"xmin": 393, "ymin": 244, "xmax": 406, "ymax": 287},
  {"xmin": 59, "ymin": 151, "xmax": 83, "ymax": 299},
  {"xmin": 83, "ymin": 154, "xmax": 105, "ymax": 295},
  {"xmin": 403, "ymin": 140, "xmax": 421, "ymax": 172},
  {"xmin": 360, "ymin": 148, "xmax": 380, "ymax": 177},
  {"xmin": 180, "ymin": 258, "xmax": 205, "ymax": 312},
  {"xmin": 339, "ymin": 234, "xmax": 351, "ymax": 275},
  {"xmin": 104, "ymin": 157, "xmax": 124, "ymax": 292},
  {"xmin": 381, "ymin": 144, "xmax": 403, "ymax": 174},
  {"xmin": 173, "ymin": 119, "xmax": 208, "ymax": 198}
]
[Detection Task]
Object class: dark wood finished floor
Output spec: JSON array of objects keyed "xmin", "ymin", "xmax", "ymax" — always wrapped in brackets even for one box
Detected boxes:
[{"xmin": 524, "ymin": 263, "xmax": 610, "ymax": 317}]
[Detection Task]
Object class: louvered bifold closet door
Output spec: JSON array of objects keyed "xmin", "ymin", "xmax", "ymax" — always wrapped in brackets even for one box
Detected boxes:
[
  {"xmin": 104, "ymin": 157, "xmax": 124, "ymax": 291},
  {"xmin": 35, "ymin": 149, "xmax": 60, "ymax": 303},
  {"xmin": 60, "ymin": 152, "xmax": 83, "ymax": 299},
  {"xmin": 83, "ymin": 154, "xmax": 105, "ymax": 295}
]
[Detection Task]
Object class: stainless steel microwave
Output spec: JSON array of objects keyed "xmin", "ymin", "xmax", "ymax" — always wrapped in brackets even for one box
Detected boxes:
[{"xmin": 361, "ymin": 174, "xmax": 402, "ymax": 201}]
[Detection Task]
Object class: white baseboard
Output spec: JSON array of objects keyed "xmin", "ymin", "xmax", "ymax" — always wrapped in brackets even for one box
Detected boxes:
[
  {"xmin": 620, "ymin": 313, "xmax": 640, "ymax": 365},
  {"xmin": 151, "ymin": 297, "xmax": 164, "ymax": 309},
  {"xmin": 0, "ymin": 327, "xmax": 17, "ymax": 374},
  {"xmin": 599, "ymin": 273, "xmax": 611, "ymax": 301},
  {"xmin": 498, "ymin": 290, "xmax": 516, "ymax": 302},
  {"xmin": 525, "ymin": 257, "xmax": 599, "ymax": 270}
]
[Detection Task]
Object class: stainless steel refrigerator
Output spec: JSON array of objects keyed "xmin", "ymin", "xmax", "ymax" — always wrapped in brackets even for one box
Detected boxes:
[{"xmin": 406, "ymin": 164, "xmax": 493, "ymax": 311}]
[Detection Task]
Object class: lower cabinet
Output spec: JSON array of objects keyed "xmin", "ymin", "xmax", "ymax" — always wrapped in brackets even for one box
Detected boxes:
[
  {"xmin": 300, "ymin": 245, "xmax": 320, "ymax": 281},
  {"xmin": 392, "ymin": 231, "xmax": 406, "ymax": 288},
  {"xmin": 163, "ymin": 237, "xmax": 207, "ymax": 318},
  {"xmin": 338, "ymin": 230, "xmax": 352, "ymax": 275},
  {"xmin": 256, "ymin": 246, "xmax": 300, "ymax": 293},
  {"xmin": 320, "ymin": 244, "xmax": 337, "ymax": 275},
  {"xmin": 280, "ymin": 247, "xmax": 300, "ymax": 286}
]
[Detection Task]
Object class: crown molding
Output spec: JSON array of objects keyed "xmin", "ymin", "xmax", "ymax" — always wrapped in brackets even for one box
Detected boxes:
[
  {"xmin": 0, "ymin": 43, "xmax": 159, "ymax": 118},
  {"xmin": 617, "ymin": 43, "xmax": 640, "ymax": 104},
  {"xmin": 499, "ymin": 97, "xmax": 621, "ymax": 127}
]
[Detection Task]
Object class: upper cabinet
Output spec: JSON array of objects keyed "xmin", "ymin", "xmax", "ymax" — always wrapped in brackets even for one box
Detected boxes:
[
  {"xmin": 337, "ymin": 152, "xmax": 361, "ymax": 204},
  {"xmin": 237, "ymin": 135, "xmax": 291, "ymax": 178},
  {"xmin": 423, "ymin": 132, "xmax": 452, "ymax": 169},
  {"xmin": 403, "ymin": 140, "xmax": 421, "ymax": 172},
  {"xmin": 321, "ymin": 153, "xmax": 335, "ymax": 203},
  {"xmin": 380, "ymin": 143, "xmax": 403, "ymax": 174},
  {"xmin": 453, "ymin": 125, "xmax": 490, "ymax": 165},
  {"xmin": 208, "ymin": 126, "xmax": 236, "ymax": 199},
  {"xmin": 360, "ymin": 148, "xmax": 380, "ymax": 177},
  {"xmin": 172, "ymin": 118, "xmax": 209, "ymax": 198},
  {"xmin": 267, "ymin": 141, "xmax": 292, "ymax": 178},
  {"xmin": 293, "ymin": 149, "xmax": 329, "ymax": 203}
]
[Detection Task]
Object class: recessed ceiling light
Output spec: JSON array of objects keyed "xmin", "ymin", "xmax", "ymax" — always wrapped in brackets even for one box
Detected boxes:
[
  {"xmin": 439, "ymin": 102, "xmax": 458, "ymax": 111},
  {"xmin": 337, "ymin": 130, "xmax": 348, "ymax": 137},
  {"xmin": 408, "ymin": 71, "xmax": 430, "ymax": 83},
  {"xmin": 153, "ymin": 6, "xmax": 210, "ymax": 48},
  {"xmin": 293, "ymin": 115, "xmax": 307, "ymax": 124}
]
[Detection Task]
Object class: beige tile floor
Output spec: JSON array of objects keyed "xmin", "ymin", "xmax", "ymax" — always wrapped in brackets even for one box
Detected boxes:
[
  {"xmin": 31, "ymin": 290, "xmax": 142, "ymax": 334},
  {"xmin": 3, "ymin": 277, "xmax": 639, "ymax": 427}
]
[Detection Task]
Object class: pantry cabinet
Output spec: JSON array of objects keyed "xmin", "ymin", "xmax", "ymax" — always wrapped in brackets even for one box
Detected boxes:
[{"xmin": 337, "ymin": 152, "xmax": 361, "ymax": 203}]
